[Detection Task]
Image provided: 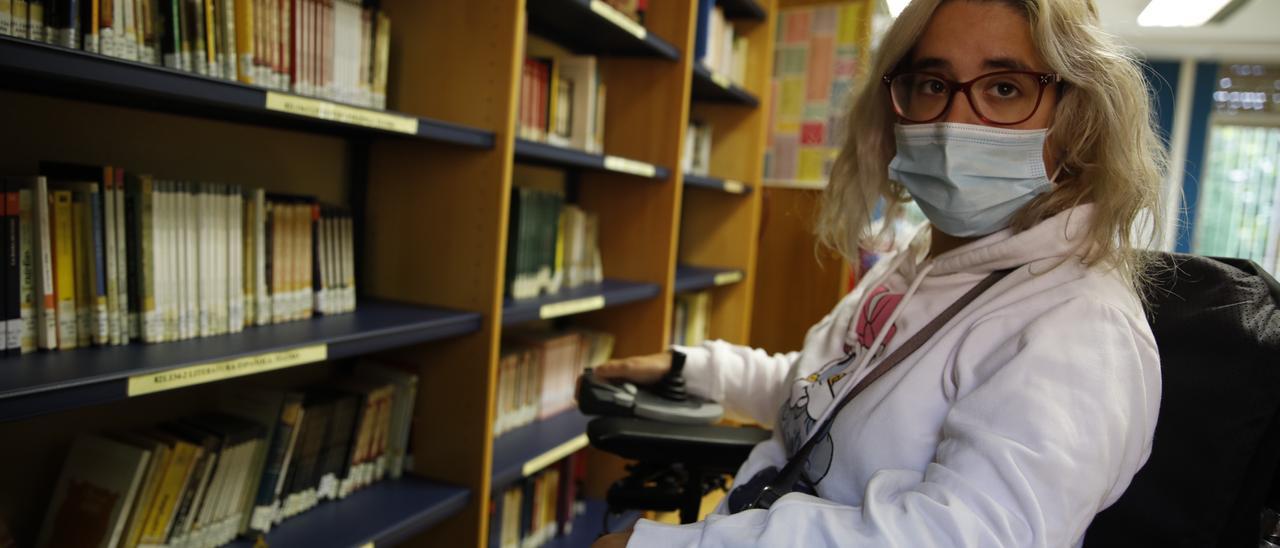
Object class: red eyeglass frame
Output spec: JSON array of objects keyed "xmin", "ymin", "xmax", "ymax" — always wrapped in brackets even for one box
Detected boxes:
[{"xmin": 881, "ymin": 70, "xmax": 1063, "ymax": 125}]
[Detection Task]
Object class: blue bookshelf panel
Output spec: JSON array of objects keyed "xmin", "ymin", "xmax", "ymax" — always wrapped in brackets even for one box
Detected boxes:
[
  {"xmin": 502, "ymin": 279, "xmax": 662, "ymax": 326},
  {"xmin": 492, "ymin": 409, "xmax": 593, "ymax": 492},
  {"xmin": 0, "ymin": 36, "xmax": 495, "ymax": 147},
  {"xmin": 690, "ymin": 64, "xmax": 759, "ymax": 106},
  {"xmin": 674, "ymin": 265, "xmax": 745, "ymax": 294},
  {"xmin": 527, "ymin": 0, "xmax": 681, "ymax": 60},
  {"xmin": 0, "ymin": 300, "xmax": 481, "ymax": 421},
  {"xmin": 514, "ymin": 140, "xmax": 671, "ymax": 181},
  {"xmin": 683, "ymin": 173, "xmax": 753, "ymax": 195},
  {"xmin": 229, "ymin": 478, "xmax": 470, "ymax": 548}
]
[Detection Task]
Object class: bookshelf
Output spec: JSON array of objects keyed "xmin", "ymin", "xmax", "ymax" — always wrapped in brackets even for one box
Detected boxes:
[
  {"xmin": 691, "ymin": 63, "xmax": 762, "ymax": 106},
  {"xmin": 514, "ymin": 140, "xmax": 671, "ymax": 181},
  {"xmin": 683, "ymin": 173, "xmax": 753, "ymax": 195},
  {"xmin": 0, "ymin": 300, "xmax": 480, "ymax": 422},
  {"xmin": 0, "ymin": 36, "xmax": 497, "ymax": 147},
  {"xmin": 490, "ymin": 410, "xmax": 593, "ymax": 493},
  {"xmin": 0, "ymin": 0, "xmax": 782, "ymax": 547},
  {"xmin": 226, "ymin": 478, "xmax": 471, "ymax": 548}
]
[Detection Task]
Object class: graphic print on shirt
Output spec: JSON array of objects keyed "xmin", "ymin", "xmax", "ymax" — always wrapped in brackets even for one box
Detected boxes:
[{"xmin": 777, "ymin": 284, "xmax": 904, "ymax": 485}]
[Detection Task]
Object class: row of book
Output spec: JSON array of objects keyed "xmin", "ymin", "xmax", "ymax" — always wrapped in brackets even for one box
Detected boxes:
[
  {"xmin": 694, "ymin": 0, "xmax": 749, "ymax": 86},
  {"xmin": 0, "ymin": 0, "xmax": 391, "ymax": 109},
  {"xmin": 494, "ymin": 329, "xmax": 614, "ymax": 437},
  {"xmin": 5, "ymin": 164, "xmax": 355, "ymax": 353},
  {"xmin": 518, "ymin": 52, "xmax": 607, "ymax": 155},
  {"xmin": 671, "ymin": 290, "xmax": 710, "ymax": 347},
  {"xmin": 37, "ymin": 363, "xmax": 418, "ymax": 548},
  {"xmin": 505, "ymin": 187, "xmax": 603, "ymax": 301},
  {"xmin": 488, "ymin": 452, "xmax": 588, "ymax": 548},
  {"xmin": 683, "ymin": 120, "xmax": 714, "ymax": 177}
]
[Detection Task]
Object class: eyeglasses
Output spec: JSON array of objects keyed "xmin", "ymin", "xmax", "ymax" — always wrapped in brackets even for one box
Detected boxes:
[{"xmin": 882, "ymin": 70, "xmax": 1062, "ymax": 125}]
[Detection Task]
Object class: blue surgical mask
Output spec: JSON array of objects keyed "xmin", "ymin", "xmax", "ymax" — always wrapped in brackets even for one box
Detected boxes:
[{"xmin": 888, "ymin": 122, "xmax": 1054, "ymax": 237}]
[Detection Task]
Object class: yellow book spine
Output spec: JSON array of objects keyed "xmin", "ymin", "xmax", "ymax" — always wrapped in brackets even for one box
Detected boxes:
[
  {"xmin": 205, "ymin": 0, "xmax": 218, "ymax": 69},
  {"xmin": 140, "ymin": 442, "xmax": 199, "ymax": 544},
  {"xmin": 124, "ymin": 444, "xmax": 172, "ymax": 548},
  {"xmin": 51, "ymin": 191, "xmax": 78, "ymax": 350},
  {"xmin": 235, "ymin": 0, "xmax": 254, "ymax": 83}
]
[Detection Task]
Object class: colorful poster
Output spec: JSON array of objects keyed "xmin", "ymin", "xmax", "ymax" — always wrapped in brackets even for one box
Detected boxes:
[{"xmin": 765, "ymin": 1, "xmax": 867, "ymax": 184}]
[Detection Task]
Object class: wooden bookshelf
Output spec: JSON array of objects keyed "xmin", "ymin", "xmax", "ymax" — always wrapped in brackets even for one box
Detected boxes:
[
  {"xmin": 0, "ymin": 0, "xmax": 786, "ymax": 546},
  {"xmin": 677, "ymin": 0, "xmax": 778, "ymax": 346}
]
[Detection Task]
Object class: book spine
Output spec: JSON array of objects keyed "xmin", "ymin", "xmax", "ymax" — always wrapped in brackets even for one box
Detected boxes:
[
  {"xmin": 17, "ymin": 185, "xmax": 34, "ymax": 353},
  {"xmin": 113, "ymin": 169, "xmax": 129, "ymax": 344},
  {"xmin": 50, "ymin": 191, "xmax": 76, "ymax": 349},
  {"xmin": 85, "ymin": 187, "xmax": 107, "ymax": 345},
  {"xmin": 79, "ymin": 0, "xmax": 97, "ymax": 52},
  {"xmin": 102, "ymin": 169, "xmax": 119, "ymax": 345},
  {"xmin": 5, "ymin": 188, "xmax": 19, "ymax": 355},
  {"xmin": 69, "ymin": 193, "xmax": 88, "ymax": 347}
]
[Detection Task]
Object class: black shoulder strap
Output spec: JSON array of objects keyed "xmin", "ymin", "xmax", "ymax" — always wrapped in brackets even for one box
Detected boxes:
[{"xmin": 746, "ymin": 268, "xmax": 1014, "ymax": 511}]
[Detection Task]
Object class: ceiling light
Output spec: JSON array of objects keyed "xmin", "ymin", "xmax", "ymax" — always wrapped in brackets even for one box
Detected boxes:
[
  {"xmin": 885, "ymin": 0, "xmax": 910, "ymax": 18},
  {"xmin": 1137, "ymin": 0, "xmax": 1238, "ymax": 27}
]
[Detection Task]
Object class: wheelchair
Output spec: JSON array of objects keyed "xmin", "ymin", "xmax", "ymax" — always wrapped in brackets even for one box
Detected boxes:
[{"xmin": 582, "ymin": 253, "xmax": 1280, "ymax": 546}]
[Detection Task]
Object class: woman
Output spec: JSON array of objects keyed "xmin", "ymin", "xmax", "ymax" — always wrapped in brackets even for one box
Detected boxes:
[{"xmin": 592, "ymin": 0, "xmax": 1166, "ymax": 546}]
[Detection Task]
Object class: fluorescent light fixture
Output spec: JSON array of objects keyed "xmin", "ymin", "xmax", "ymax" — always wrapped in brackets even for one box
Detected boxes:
[
  {"xmin": 886, "ymin": 0, "xmax": 910, "ymax": 18},
  {"xmin": 1137, "ymin": 0, "xmax": 1234, "ymax": 27}
]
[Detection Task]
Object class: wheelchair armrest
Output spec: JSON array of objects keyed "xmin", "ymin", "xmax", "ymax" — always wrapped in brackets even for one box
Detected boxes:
[{"xmin": 587, "ymin": 416, "xmax": 772, "ymax": 471}]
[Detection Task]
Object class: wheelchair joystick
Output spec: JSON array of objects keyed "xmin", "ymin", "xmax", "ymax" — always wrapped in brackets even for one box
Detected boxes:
[
  {"xmin": 651, "ymin": 359, "xmax": 689, "ymax": 402},
  {"xmin": 577, "ymin": 354, "xmax": 722, "ymax": 425}
]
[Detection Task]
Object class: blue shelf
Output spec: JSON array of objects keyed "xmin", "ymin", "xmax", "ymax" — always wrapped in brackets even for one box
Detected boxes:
[
  {"xmin": 691, "ymin": 64, "xmax": 759, "ymax": 106},
  {"xmin": 0, "ymin": 299, "xmax": 482, "ymax": 421},
  {"xmin": 717, "ymin": 0, "xmax": 767, "ymax": 20},
  {"xmin": 0, "ymin": 36, "xmax": 495, "ymax": 147},
  {"xmin": 502, "ymin": 279, "xmax": 662, "ymax": 326},
  {"xmin": 544, "ymin": 499, "xmax": 643, "ymax": 548},
  {"xmin": 230, "ymin": 478, "xmax": 470, "ymax": 548},
  {"xmin": 527, "ymin": 0, "xmax": 680, "ymax": 60},
  {"xmin": 514, "ymin": 140, "xmax": 671, "ymax": 181},
  {"xmin": 492, "ymin": 409, "xmax": 593, "ymax": 493},
  {"xmin": 683, "ymin": 173, "xmax": 753, "ymax": 195},
  {"xmin": 674, "ymin": 265, "xmax": 746, "ymax": 294}
]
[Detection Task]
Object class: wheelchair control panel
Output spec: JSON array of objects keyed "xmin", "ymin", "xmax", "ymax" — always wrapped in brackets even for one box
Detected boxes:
[{"xmin": 577, "ymin": 355, "xmax": 724, "ymax": 425}]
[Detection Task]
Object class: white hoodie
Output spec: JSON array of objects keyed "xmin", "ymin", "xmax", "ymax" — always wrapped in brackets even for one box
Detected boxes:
[{"xmin": 630, "ymin": 205, "xmax": 1161, "ymax": 548}]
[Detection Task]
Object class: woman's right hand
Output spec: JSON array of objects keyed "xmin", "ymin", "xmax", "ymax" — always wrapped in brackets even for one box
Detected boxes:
[{"xmin": 592, "ymin": 352, "xmax": 672, "ymax": 385}]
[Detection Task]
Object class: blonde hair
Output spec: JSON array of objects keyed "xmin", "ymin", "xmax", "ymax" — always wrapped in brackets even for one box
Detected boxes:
[{"xmin": 818, "ymin": 0, "xmax": 1166, "ymax": 293}]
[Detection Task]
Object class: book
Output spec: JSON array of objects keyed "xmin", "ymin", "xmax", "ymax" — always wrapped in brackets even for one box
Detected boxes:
[
  {"xmin": 4, "ymin": 186, "xmax": 20, "ymax": 356},
  {"xmin": 37, "ymin": 435, "xmax": 152, "ymax": 548}
]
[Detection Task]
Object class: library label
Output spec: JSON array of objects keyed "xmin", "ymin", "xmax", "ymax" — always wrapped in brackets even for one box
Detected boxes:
[
  {"xmin": 539, "ymin": 296, "xmax": 606, "ymax": 320},
  {"xmin": 589, "ymin": 0, "xmax": 648, "ymax": 40},
  {"xmin": 722, "ymin": 180, "xmax": 745, "ymax": 194},
  {"xmin": 603, "ymin": 156, "xmax": 657, "ymax": 177},
  {"xmin": 359, "ymin": 543, "xmax": 374, "ymax": 548},
  {"xmin": 523, "ymin": 434, "xmax": 589, "ymax": 477},
  {"xmin": 127, "ymin": 344, "xmax": 328, "ymax": 396},
  {"xmin": 710, "ymin": 71, "xmax": 731, "ymax": 89},
  {"xmin": 265, "ymin": 92, "xmax": 419, "ymax": 134},
  {"xmin": 714, "ymin": 271, "xmax": 744, "ymax": 285}
]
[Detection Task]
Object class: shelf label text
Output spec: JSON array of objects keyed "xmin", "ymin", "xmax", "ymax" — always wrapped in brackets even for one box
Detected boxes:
[
  {"xmin": 265, "ymin": 92, "xmax": 418, "ymax": 135},
  {"xmin": 714, "ymin": 271, "xmax": 744, "ymax": 286},
  {"xmin": 127, "ymin": 344, "xmax": 328, "ymax": 396},
  {"xmin": 603, "ymin": 156, "xmax": 657, "ymax": 178},
  {"xmin": 539, "ymin": 296, "xmax": 606, "ymax": 320},
  {"xmin": 722, "ymin": 180, "xmax": 745, "ymax": 194},
  {"xmin": 589, "ymin": 1, "xmax": 648, "ymax": 40}
]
